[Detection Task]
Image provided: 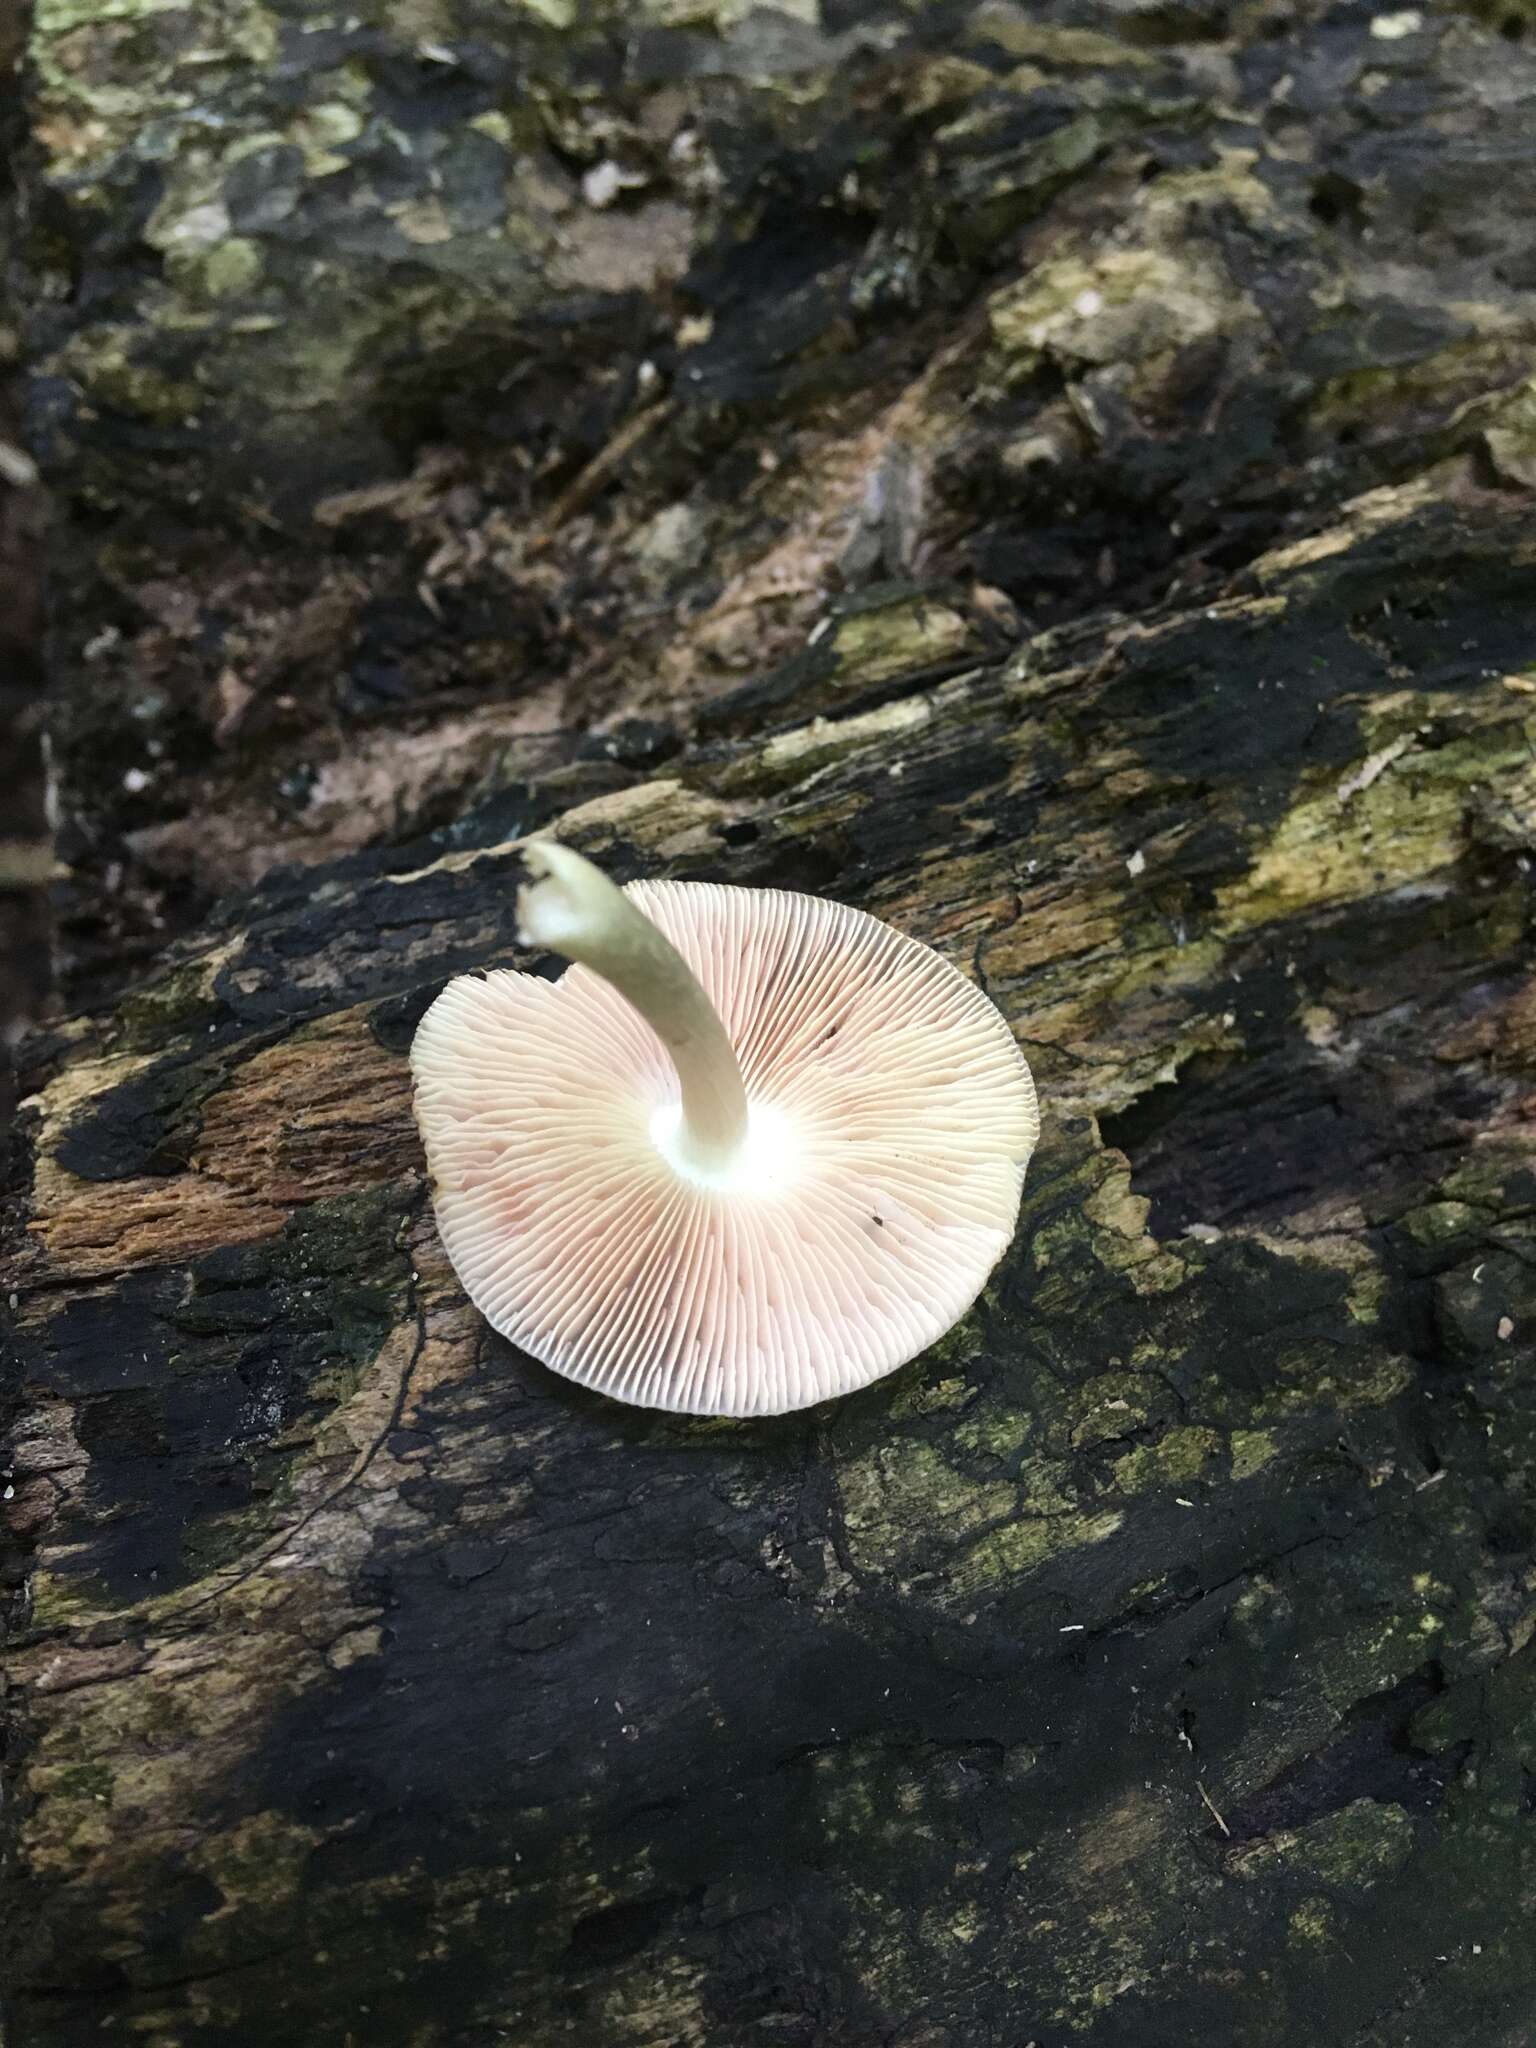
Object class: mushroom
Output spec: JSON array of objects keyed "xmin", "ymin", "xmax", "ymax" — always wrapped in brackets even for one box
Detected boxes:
[{"xmin": 410, "ymin": 841, "xmax": 1038, "ymax": 1416}]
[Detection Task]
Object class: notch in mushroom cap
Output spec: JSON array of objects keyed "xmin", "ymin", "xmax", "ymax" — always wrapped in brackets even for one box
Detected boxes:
[{"xmin": 410, "ymin": 841, "xmax": 1038, "ymax": 1417}]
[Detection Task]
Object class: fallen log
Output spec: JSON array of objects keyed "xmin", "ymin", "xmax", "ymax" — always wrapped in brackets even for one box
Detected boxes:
[{"xmin": 5, "ymin": 3, "xmax": 1536, "ymax": 2043}]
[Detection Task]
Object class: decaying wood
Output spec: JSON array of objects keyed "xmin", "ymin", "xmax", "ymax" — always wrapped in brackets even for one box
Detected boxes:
[{"xmin": 5, "ymin": 2, "xmax": 1536, "ymax": 2045}]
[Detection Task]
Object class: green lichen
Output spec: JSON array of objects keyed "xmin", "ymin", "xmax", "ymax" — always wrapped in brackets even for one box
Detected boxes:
[
  {"xmin": 1287, "ymin": 1896, "xmax": 1341, "ymax": 1946},
  {"xmin": 952, "ymin": 1405, "xmax": 1037, "ymax": 1458},
  {"xmin": 969, "ymin": 8, "xmax": 1156, "ymax": 69},
  {"xmin": 37, "ymin": 0, "xmax": 184, "ymax": 26},
  {"xmin": 66, "ymin": 336, "xmax": 201, "ymax": 424},
  {"xmin": 1231, "ymin": 1800, "xmax": 1416, "ymax": 1890},
  {"xmin": 1217, "ymin": 708, "xmax": 1536, "ymax": 934},
  {"xmin": 25, "ymin": 1572, "xmax": 116, "ymax": 1632},
  {"xmin": 1253, "ymin": 1345, "xmax": 1412, "ymax": 1421},
  {"xmin": 187, "ymin": 1809, "xmax": 321, "ymax": 1920},
  {"xmin": 115, "ymin": 956, "xmax": 231, "ymax": 1050},
  {"xmin": 989, "ymin": 246, "xmax": 1239, "ymax": 383},
  {"xmin": 940, "ymin": 102, "xmax": 1106, "ymax": 257},
  {"xmin": 1055, "ymin": 1372, "xmax": 1158, "ymax": 1451},
  {"xmin": 34, "ymin": 1760, "xmax": 115, "ymax": 1806},
  {"xmin": 841, "ymin": 1441, "xmax": 1015, "ymax": 1574},
  {"xmin": 827, "ymin": 588, "xmax": 981, "ymax": 689},
  {"xmin": 1310, "ymin": 338, "xmax": 1536, "ymax": 457},
  {"xmin": 1231, "ymin": 1428, "xmax": 1280, "ymax": 1481},
  {"xmin": 954, "ymin": 1506, "xmax": 1125, "ymax": 1598},
  {"xmin": 172, "ymin": 233, "xmax": 264, "ymax": 301},
  {"xmin": 1476, "ymin": 374, "xmax": 1536, "ymax": 487},
  {"xmin": 1112, "ymin": 1425, "xmax": 1223, "ymax": 1495},
  {"xmin": 718, "ymin": 696, "xmax": 934, "ymax": 798},
  {"xmin": 887, "ymin": 1374, "xmax": 972, "ymax": 1420},
  {"xmin": 1398, "ymin": 1200, "xmax": 1490, "ymax": 1257},
  {"xmin": 33, "ymin": 0, "xmax": 282, "ymax": 163},
  {"xmin": 29, "ymin": 0, "xmax": 565, "ymax": 500}
]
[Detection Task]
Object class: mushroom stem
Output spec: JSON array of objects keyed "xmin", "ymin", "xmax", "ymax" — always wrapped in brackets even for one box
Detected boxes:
[{"xmin": 517, "ymin": 841, "xmax": 751, "ymax": 1176}]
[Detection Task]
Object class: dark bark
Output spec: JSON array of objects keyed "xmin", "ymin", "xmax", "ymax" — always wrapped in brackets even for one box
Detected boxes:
[
  {"xmin": 6, "ymin": 4, "xmax": 1536, "ymax": 2046},
  {"xmin": 0, "ymin": 0, "xmax": 48, "ymax": 1155}
]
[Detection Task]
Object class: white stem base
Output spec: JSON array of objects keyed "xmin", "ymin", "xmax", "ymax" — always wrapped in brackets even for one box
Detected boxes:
[{"xmin": 648, "ymin": 1099, "xmax": 796, "ymax": 1194}]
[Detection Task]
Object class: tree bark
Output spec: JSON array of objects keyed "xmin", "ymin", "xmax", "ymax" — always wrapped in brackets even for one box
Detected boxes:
[
  {"xmin": 6, "ymin": 4, "xmax": 1536, "ymax": 2046},
  {"xmin": 0, "ymin": 0, "xmax": 49, "ymax": 1155}
]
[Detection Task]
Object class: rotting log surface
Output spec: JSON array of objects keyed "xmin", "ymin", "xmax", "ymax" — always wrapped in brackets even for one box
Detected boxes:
[
  {"xmin": 6, "ymin": 2, "xmax": 1536, "ymax": 2044},
  {"xmin": 0, "ymin": 0, "xmax": 48, "ymax": 1142}
]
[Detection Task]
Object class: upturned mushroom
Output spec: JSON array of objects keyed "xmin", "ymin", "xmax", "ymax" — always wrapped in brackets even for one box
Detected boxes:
[{"xmin": 410, "ymin": 842, "xmax": 1038, "ymax": 1416}]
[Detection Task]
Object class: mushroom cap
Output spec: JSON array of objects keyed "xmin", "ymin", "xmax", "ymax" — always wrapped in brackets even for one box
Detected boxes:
[{"xmin": 411, "ymin": 878, "xmax": 1038, "ymax": 1416}]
